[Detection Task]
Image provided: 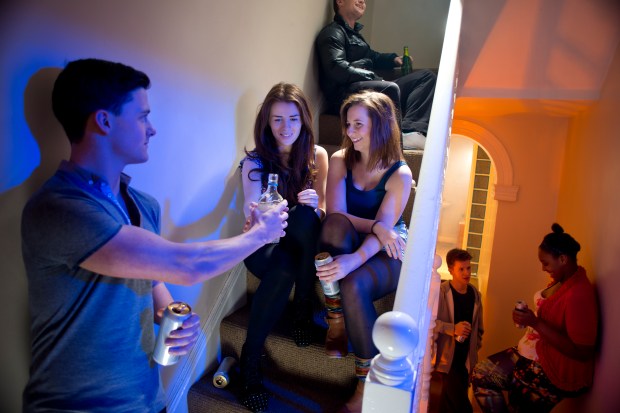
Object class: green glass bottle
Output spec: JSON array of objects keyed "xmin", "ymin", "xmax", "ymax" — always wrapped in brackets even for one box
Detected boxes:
[{"xmin": 401, "ymin": 46, "xmax": 412, "ymax": 76}]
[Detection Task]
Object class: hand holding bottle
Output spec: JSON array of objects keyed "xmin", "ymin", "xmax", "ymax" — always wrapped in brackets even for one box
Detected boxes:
[
  {"xmin": 401, "ymin": 46, "xmax": 413, "ymax": 76},
  {"xmin": 250, "ymin": 199, "xmax": 288, "ymax": 244},
  {"xmin": 258, "ymin": 173, "xmax": 285, "ymax": 243}
]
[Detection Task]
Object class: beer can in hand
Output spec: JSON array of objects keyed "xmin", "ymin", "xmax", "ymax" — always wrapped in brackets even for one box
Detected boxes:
[
  {"xmin": 315, "ymin": 252, "xmax": 340, "ymax": 296},
  {"xmin": 456, "ymin": 335, "xmax": 465, "ymax": 343},
  {"xmin": 514, "ymin": 300, "xmax": 528, "ymax": 329},
  {"xmin": 153, "ymin": 301, "xmax": 192, "ymax": 366},
  {"xmin": 212, "ymin": 356, "xmax": 237, "ymax": 388}
]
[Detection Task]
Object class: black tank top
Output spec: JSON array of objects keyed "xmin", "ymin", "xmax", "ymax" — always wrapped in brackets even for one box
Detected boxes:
[{"xmin": 345, "ymin": 160, "xmax": 406, "ymax": 225}]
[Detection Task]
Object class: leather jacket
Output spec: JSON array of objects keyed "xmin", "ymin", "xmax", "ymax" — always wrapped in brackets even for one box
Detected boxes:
[{"xmin": 316, "ymin": 14, "xmax": 397, "ymax": 111}]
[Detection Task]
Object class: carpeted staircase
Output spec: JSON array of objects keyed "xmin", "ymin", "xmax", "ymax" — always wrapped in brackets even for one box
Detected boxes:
[
  {"xmin": 188, "ymin": 274, "xmax": 395, "ymax": 412},
  {"xmin": 187, "ymin": 111, "xmax": 424, "ymax": 413}
]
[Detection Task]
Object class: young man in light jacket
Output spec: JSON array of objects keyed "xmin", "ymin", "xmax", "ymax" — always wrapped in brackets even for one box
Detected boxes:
[{"xmin": 430, "ymin": 249, "xmax": 484, "ymax": 413}]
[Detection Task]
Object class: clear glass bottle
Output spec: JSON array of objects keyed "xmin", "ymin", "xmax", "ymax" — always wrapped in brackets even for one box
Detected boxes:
[
  {"xmin": 258, "ymin": 173, "xmax": 284, "ymax": 244},
  {"xmin": 401, "ymin": 46, "xmax": 412, "ymax": 76}
]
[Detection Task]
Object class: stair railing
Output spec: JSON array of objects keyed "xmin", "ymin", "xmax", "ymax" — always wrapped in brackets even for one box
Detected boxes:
[{"xmin": 363, "ymin": 0, "xmax": 463, "ymax": 411}]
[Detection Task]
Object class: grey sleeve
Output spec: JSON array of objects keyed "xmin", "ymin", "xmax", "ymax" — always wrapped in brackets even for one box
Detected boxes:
[{"xmin": 22, "ymin": 191, "xmax": 123, "ymax": 270}]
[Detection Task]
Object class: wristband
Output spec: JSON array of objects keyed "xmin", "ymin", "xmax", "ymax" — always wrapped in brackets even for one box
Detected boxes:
[{"xmin": 370, "ymin": 220, "xmax": 380, "ymax": 235}]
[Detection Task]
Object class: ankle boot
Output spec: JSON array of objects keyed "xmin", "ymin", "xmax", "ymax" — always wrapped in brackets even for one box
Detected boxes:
[
  {"xmin": 239, "ymin": 346, "xmax": 269, "ymax": 412},
  {"xmin": 325, "ymin": 313, "xmax": 348, "ymax": 358},
  {"xmin": 337, "ymin": 380, "xmax": 365, "ymax": 413}
]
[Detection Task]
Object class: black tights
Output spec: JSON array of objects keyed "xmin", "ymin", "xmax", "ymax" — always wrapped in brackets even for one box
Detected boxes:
[
  {"xmin": 318, "ymin": 213, "xmax": 402, "ymax": 359},
  {"xmin": 243, "ymin": 205, "xmax": 320, "ymax": 356}
]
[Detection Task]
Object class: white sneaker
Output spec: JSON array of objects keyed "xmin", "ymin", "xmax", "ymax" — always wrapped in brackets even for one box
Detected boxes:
[{"xmin": 402, "ymin": 131, "xmax": 426, "ymax": 150}]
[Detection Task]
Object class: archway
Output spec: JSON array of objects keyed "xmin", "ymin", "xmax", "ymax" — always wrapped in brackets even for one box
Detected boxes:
[{"xmin": 438, "ymin": 119, "xmax": 518, "ymax": 298}]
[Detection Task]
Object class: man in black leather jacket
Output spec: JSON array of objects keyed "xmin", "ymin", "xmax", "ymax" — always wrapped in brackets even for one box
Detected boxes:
[{"xmin": 316, "ymin": 0, "xmax": 436, "ymax": 149}]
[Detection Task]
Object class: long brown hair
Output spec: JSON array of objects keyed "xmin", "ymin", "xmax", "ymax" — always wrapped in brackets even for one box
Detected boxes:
[
  {"xmin": 339, "ymin": 90, "xmax": 403, "ymax": 171},
  {"xmin": 247, "ymin": 82, "xmax": 316, "ymax": 204}
]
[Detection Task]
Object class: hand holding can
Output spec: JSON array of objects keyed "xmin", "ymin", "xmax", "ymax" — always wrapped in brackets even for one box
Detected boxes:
[
  {"xmin": 315, "ymin": 252, "xmax": 340, "ymax": 296},
  {"xmin": 153, "ymin": 301, "xmax": 192, "ymax": 366},
  {"xmin": 514, "ymin": 300, "xmax": 528, "ymax": 329}
]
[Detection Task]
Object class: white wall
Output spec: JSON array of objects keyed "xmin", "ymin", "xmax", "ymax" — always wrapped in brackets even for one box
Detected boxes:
[{"xmin": 0, "ymin": 1, "xmax": 332, "ymax": 412}]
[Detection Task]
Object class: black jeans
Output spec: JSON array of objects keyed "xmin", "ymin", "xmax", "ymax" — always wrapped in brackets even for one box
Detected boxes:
[
  {"xmin": 329, "ymin": 69, "xmax": 437, "ymax": 135},
  {"xmin": 242, "ymin": 205, "xmax": 321, "ymax": 356}
]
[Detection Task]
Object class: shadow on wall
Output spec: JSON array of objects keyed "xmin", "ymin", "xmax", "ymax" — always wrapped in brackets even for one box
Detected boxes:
[
  {"xmin": 0, "ymin": 66, "xmax": 69, "ymax": 412},
  {"xmin": 160, "ymin": 89, "xmax": 269, "ymax": 244}
]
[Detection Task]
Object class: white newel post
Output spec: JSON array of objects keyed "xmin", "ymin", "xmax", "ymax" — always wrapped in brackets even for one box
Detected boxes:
[{"xmin": 363, "ymin": 311, "xmax": 418, "ymax": 412}]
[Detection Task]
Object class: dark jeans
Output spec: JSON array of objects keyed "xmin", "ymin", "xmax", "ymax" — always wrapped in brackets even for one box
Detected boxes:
[
  {"xmin": 328, "ymin": 69, "xmax": 436, "ymax": 135},
  {"xmin": 242, "ymin": 205, "xmax": 321, "ymax": 356},
  {"xmin": 429, "ymin": 365, "xmax": 474, "ymax": 413}
]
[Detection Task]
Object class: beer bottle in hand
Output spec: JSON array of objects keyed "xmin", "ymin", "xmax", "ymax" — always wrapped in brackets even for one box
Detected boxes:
[
  {"xmin": 401, "ymin": 46, "xmax": 412, "ymax": 76},
  {"xmin": 258, "ymin": 173, "xmax": 284, "ymax": 243}
]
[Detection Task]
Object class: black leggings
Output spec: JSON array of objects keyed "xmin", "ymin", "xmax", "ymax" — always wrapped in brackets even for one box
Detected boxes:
[
  {"xmin": 243, "ymin": 205, "xmax": 320, "ymax": 356},
  {"xmin": 318, "ymin": 213, "xmax": 402, "ymax": 359}
]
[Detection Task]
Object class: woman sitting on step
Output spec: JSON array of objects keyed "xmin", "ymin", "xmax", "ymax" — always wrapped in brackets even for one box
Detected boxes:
[
  {"xmin": 238, "ymin": 82, "xmax": 328, "ymax": 412},
  {"xmin": 316, "ymin": 90, "xmax": 412, "ymax": 413}
]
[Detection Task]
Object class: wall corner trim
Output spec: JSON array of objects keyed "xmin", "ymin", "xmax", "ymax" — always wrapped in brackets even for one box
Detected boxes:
[{"xmin": 494, "ymin": 184, "xmax": 519, "ymax": 202}]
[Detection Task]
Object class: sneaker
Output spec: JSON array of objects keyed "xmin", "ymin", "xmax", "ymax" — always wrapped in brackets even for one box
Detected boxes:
[{"xmin": 403, "ymin": 131, "xmax": 426, "ymax": 150}]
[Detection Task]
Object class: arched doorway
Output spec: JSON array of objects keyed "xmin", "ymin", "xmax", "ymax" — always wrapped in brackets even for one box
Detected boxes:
[{"xmin": 438, "ymin": 120, "xmax": 519, "ymax": 299}]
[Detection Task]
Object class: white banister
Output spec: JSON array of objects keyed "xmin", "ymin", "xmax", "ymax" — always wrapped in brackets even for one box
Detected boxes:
[{"xmin": 363, "ymin": 0, "xmax": 463, "ymax": 411}]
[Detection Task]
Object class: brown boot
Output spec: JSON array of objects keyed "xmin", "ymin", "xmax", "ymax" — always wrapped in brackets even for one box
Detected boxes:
[
  {"xmin": 337, "ymin": 380, "xmax": 365, "ymax": 413},
  {"xmin": 325, "ymin": 313, "xmax": 348, "ymax": 358}
]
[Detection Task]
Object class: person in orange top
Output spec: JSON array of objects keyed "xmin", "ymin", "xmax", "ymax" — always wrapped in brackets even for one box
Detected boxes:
[{"xmin": 471, "ymin": 223, "xmax": 598, "ymax": 413}]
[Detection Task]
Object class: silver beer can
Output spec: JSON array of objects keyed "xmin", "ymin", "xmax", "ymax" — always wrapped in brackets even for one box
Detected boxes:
[
  {"xmin": 514, "ymin": 300, "xmax": 528, "ymax": 329},
  {"xmin": 212, "ymin": 356, "xmax": 237, "ymax": 388},
  {"xmin": 315, "ymin": 252, "xmax": 340, "ymax": 296},
  {"xmin": 456, "ymin": 335, "xmax": 465, "ymax": 343},
  {"xmin": 153, "ymin": 301, "xmax": 192, "ymax": 366}
]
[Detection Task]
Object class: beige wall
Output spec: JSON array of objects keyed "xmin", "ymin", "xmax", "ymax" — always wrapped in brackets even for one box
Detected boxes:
[
  {"xmin": 555, "ymin": 43, "xmax": 620, "ymax": 413},
  {"xmin": 367, "ymin": 0, "xmax": 450, "ymax": 69},
  {"xmin": 0, "ymin": 1, "xmax": 332, "ymax": 411},
  {"xmin": 452, "ymin": 104, "xmax": 571, "ymax": 357}
]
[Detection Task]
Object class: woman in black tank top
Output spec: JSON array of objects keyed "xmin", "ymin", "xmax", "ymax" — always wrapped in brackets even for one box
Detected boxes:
[{"xmin": 315, "ymin": 90, "xmax": 413, "ymax": 413}]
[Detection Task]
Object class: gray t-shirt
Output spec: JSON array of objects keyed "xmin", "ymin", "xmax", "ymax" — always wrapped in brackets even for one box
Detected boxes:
[{"xmin": 21, "ymin": 161, "xmax": 166, "ymax": 412}]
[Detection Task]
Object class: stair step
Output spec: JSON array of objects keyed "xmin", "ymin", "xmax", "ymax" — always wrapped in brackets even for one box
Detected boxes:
[
  {"xmin": 188, "ymin": 365, "xmax": 355, "ymax": 412},
  {"xmin": 188, "ymin": 300, "xmax": 357, "ymax": 412},
  {"xmin": 188, "ymin": 271, "xmax": 396, "ymax": 412}
]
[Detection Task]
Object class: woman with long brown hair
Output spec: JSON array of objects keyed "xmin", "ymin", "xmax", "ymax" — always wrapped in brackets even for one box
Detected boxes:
[
  {"xmin": 316, "ymin": 90, "xmax": 413, "ymax": 412},
  {"xmin": 238, "ymin": 82, "xmax": 328, "ymax": 412}
]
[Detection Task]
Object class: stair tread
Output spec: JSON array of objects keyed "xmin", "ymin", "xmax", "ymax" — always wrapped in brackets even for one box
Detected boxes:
[
  {"xmin": 219, "ymin": 301, "xmax": 358, "ymax": 386},
  {"xmin": 188, "ymin": 273, "xmax": 396, "ymax": 412},
  {"xmin": 189, "ymin": 365, "xmax": 355, "ymax": 412}
]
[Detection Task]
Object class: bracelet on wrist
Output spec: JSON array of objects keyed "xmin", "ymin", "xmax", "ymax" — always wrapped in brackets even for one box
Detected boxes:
[{"xmin": 370, "ymin": 220, "xmax": 380, "ymax": 235}]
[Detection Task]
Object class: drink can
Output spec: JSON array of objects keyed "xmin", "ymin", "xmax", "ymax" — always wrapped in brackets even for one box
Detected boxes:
[
  {"xmin": 315, "ymin": 252, "xmax": 340, "ymax": 296},
  {"xmin": 212, "ymin": 356, "xmax": 236, "ymax": 388},
  {"xmin": 514, "ymin": 300, "xmax": 528, "ymax": 329},
  {"xmin": 456, "ymin": 335, "xmax": 465, "ymax": 343},
  {"xmin": 153, "ymin": 301, "xmax": 192, "ymax": 366}
]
